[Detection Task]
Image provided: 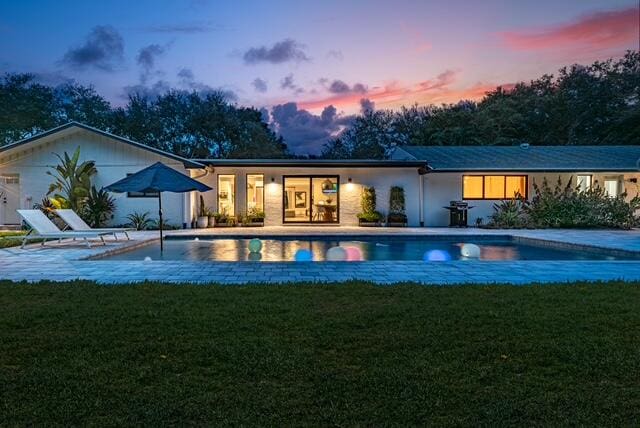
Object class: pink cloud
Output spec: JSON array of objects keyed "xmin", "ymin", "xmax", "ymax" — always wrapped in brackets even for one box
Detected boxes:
[
  {"xmin": 500, "ymin": 7, "xmax": 639, "ymax": 52},
  {"xmin": 297, "ymin": 70, "xmax": 512, "ymax": 112}
]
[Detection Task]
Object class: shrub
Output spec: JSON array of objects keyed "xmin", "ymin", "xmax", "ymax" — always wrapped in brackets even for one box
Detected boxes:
[
  {"xmin": 358, "ymin": 186, "xmax": 383, "ymax": 223},
  {"xmin": 488, "ymin": 197, "xmax": 527, "ymax": 228},
  {"xmin": 126, "ymin": 211, "xmax": 153, "ymax": 230},
  {"xmin": 487, "ymin": 176, "xmax": 640, "ymax": 229},
  {"xmin": 388, "ymin": 186, "xmax": 407, "ymax": 223},
  {"xmin": 83, "ymin": 186, "xmax": 115, "ymax": 227}
]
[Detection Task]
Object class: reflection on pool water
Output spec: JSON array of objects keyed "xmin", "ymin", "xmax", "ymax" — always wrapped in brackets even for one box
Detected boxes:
[{"xmin": 103, "ymin": 236, "xmax": 636, "ymax": 262}]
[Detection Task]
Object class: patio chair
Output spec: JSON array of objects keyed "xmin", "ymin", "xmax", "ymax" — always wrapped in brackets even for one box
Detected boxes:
[
  {"xmin": 16, "ymin": 209, "xmax": 107, "ymax": 249},
  {"xmin": 55, "ymin": 209, "xmax": 133, "ymax": 241}
]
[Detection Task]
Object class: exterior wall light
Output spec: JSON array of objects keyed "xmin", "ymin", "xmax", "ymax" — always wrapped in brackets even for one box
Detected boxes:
[
  {"xmin": 271, "ymin": 177, "xmax": 275, "ymax": 183},
  {"xmin": 348, "ymin": 177, "xmax": 352, "ymax": 183}
]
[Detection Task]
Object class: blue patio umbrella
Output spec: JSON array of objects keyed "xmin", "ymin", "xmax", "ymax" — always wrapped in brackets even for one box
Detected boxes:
[{"xmin": 105, "ymin": 162, "xmax": 212, "ymax": 251}]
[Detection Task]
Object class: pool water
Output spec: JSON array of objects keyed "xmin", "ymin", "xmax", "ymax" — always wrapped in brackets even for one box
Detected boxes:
[{"xmin": 103, "ymin": 236, "xmax": 636, "ymax": 262}]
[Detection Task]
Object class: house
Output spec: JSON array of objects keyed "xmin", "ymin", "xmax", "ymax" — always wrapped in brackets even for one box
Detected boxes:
[
  {"xmin": 392, "ymin": 145, "xmax": 640, "ymax": 226},
  {"xmin": 0, "ymin": 122, "xmax": 637, "ymax": 228}
]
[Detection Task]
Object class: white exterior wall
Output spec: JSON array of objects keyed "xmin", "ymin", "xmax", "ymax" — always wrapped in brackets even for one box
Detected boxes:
[
  {"xmin": 424, "ymin": 171, "xmax": 639, "ymax": 226},
  {"xmin": 197, "ymin": 167, "xmax": 423, "ymax": 226},
  {"xmin": 0, "ymin": 130, "xmax": 191, "ymax": 227}
]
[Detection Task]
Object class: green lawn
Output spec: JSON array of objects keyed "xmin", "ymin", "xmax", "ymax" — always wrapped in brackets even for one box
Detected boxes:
[
  {"xmin": 1, "ymin": 281, "xmax": 639, "ymax": 426},
  {"xmin": 0, "ymin": 231, "xmax": 26, "ymax": 248}
]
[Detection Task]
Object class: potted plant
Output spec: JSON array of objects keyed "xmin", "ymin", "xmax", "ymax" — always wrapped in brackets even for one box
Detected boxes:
[
  {"xmin": 213, "ymin": 211, "xmax": 235, "ymax": 227},
  {"xmin": 197, "ymin": 195, "xmax": 209, "ymax": 228},
  {"xmin": 207, "ymin": 207, "xmax": 216, "ymax": 228},
  {"xmin": 386, "ymin": 186, "xmax": 407, "ymax": 227},
  {"xmin": 247, "ymin": 208, "xmax": 265, "ymax": 226},
  {"xmin": 357, "ymin": 186, "xmax": 384, "ymax": 226}
]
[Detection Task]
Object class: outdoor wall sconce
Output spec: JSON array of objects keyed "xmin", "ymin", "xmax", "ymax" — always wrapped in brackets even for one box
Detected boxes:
[
  {"xmin": 271, "ymin": 177, "xmax": 275, "ymax": 183},
  {"xmin": 348, "ymin": 177, "xmax": 352, "ymax": 183}
]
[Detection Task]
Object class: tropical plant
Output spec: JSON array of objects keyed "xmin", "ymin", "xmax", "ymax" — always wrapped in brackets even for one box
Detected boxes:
[
  {"xmin": 83, "ymin": 186, "xmax": 116, "ymax": 227},
  {"xmin": 32, "ymin": 197, "xmax": 57, "ymax": 219},
  {"xmin": 126, "ymin": 211, "xmax": 153, "ymax": 230},
  {"xmin": 487, "ymin": 197, "xmax": 527, "ymax": 228},
  {"xmin": 248, "ymin": 208, "xmax": 265, "ymax": 221},
  {"xmin": 387, "ymin": 186, "xmax": 407, "ymax": 223},
  {"xmin": 357, "ymin": 186, "xmax": 383, "ymax": 223},
  {"xmin": 46, "ymin": 147, "xmax": 96, "ymax": 212}
]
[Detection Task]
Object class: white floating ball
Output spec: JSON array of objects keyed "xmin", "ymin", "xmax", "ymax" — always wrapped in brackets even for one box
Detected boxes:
[
  {"xmin": 194, "ymin": 237, "xmax": 199, "ymax": 241},
  {"xmin": 460, "ymin": 243, "xmax": 481, "ymax": 258},
  {"xmin": 144, "ymin": 256, "xmax": 152, "ymax": 262},
  {"xmin": 248, "ymin": 238, "xmax": 262, "ymax": 253},
  {"xmin": 326, "ymin": 246, "xmax": 347, "ymax": 261}
]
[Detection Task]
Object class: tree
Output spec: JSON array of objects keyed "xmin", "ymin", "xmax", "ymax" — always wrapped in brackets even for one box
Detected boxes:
[{"xmin": 46, "ymin": 147, "xmax": 97, "ymax": 212}]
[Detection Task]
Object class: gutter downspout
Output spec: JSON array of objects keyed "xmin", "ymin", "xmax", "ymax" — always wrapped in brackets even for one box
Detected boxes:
[{"xmin": 183, "ymin": 165, "xmax": 214, "ymax": 228}]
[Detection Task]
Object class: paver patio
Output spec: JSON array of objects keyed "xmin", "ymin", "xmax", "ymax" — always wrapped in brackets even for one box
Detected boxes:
[{"xmin": 1, "ymin": 227, "xmax": 639, "ymax": 284}]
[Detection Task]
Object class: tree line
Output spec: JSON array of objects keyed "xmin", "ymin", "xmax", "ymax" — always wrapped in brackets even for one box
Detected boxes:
[
  {"xmin": 0, "ymin": 75, "xmax": 286, "ymax": 159},
  {"xmin": 1, "ymin": 51, "xmax": 638, "ymax": 160},
  {"xmin": 323, "ymin": 51, "xmax": 640, "ymax": 158}
]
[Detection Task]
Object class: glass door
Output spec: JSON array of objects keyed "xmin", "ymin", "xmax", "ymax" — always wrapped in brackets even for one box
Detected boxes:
[
  {"xmin": 217, "ymin": 174, "xmax": 235, "ymax": 216},
  {"xmin": 282, "ymin": 176, "xmax": 339, "ymax": 223}
]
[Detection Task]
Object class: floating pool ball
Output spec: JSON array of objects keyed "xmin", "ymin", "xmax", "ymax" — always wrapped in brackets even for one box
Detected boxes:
[
  {"xmin": 294, "ymin": 249, "xmax": 313, "ymax": 262},
  {"xmin": 344, "ymin": 246, "xmax": 363, "ymax": 261},
  {"xmin": 248, "ymin": 238, "xmax": 262, "ymax": 253},
  {"xmin": 326, "ymin": 246, "xmax": 347, "ymax": 261},
  {"xmin": 194, "ymin": 237, "xmax": 199, "ymax": 241},
  {"xmin": 423, "ymin": 250, "xmax": 451, "ymax": 262},
  {"xmin": 144, "ymin": 256, "xmax": 152, "ymax": 262},
  {"xmin": 248, "ymin": 252, "xmax": 262, "ymax": 261},
  {"xmin": 460, "ymin": 243, "xmax": 481, "ymax": 258}
]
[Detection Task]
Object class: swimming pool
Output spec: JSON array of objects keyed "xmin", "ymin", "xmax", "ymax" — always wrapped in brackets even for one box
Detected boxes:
[{"xmin": 102, "ymin": 235, "xmax": 638, "ymax": 262}]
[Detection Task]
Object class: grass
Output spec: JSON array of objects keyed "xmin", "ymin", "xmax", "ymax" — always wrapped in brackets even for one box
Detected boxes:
[
  {"xmin": 1, "ymin": 281, "xmax": 639, "ymax": 426},
  {"xmin": 0, "ymin": 231, "xmax": 26, "ymax": 248}
]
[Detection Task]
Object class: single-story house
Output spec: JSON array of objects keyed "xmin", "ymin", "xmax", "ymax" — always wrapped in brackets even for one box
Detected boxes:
[{"xmin": 0, "ymin": 122, "xmax": 638, "ymax": 227}]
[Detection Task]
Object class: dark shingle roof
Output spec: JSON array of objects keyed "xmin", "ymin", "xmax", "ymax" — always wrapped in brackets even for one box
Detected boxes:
[{"xmin": 397, "ymin": 145, "xmax": 640, "ymax": 172}]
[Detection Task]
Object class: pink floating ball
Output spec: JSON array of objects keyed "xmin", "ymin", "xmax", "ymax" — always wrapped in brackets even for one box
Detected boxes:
[{"xmin": 344, "ymin": 246, "xmax": 363, "ymax": 261}]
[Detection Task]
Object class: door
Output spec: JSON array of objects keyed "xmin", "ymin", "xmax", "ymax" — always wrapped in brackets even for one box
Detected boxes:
[
  {"xmin": 0, "ymin": 174, "xmax": 20, "ymax": 225},
  {"xmin": 283, "ymin": 176, "xmax": 339, "ymax": 223}
]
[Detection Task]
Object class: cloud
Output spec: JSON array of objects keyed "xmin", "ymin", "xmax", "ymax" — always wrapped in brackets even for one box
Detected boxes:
[
  {"xmin": 243, "ymin": 38, "xmax": 310, "ymax": 65},
  {"xmin": 325, "ymin": 79, "xmax": 369, "ymax": 95},
  {"xmin": 500, "ymin": 6, "xmax": 639, "ymax": 53},
  {"xmin": 144, "ymin": 21, "xmax": 223, "ymax": 33},
  {"xmin": 270, "ymin": 102, "xmax": 354, "ymax": 154},
  {"xmin": 177, "ymin": 68, "xmax": 237, "ymax": 100},
  {"xmin": 123, "ymin": 80, "xmax": 172, "ymax": 99},
  {"xmin": 252, "ymin": 77, "xmax": 268, "ymax": 93},
  {"xmin": 60, "ymin": 25, "xmax": 124, "ymax": 71},
  {"xmin": 137, "ymin": 44, "xmax": 167, "ymax": 82},
  {"xmin": 360, "ymin": 98, "xmax": 375, "ymax": 113},
  {"xmin": 326, "ymin": 50, "xmax": 343, "ymax": 60},
  {"xmin": 280, "ymin": 74, "xmax": 304, "ymax": 94},
  {"xmin": 298, "ymin": 70, "xmax": 513, "ymax": 111}
]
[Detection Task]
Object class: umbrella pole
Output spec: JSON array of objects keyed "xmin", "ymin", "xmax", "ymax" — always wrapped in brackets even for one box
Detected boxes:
[{"xmin": 158, "ymin": 192, "xmax": 164, "ymax": 252}]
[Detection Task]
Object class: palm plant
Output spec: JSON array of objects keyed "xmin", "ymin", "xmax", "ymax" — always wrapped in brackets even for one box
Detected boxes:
[
  {"xmin": 126, "ymin": 211, "xmax": 153, "ymax": 230},
  {"xmin": 46, "ymin": 147, "xmax": 96, "ymax": 212},
  {"xmin": 83, "ymin": 186, "xmax": 116, "ymax": 227}
]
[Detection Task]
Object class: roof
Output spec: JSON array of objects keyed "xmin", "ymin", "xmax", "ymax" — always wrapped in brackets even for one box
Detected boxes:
[
  {"xmin": 195, "ymin": 158, "xmax": 429, "ymax": 170},
  {"xmin": 0, "ymin": 122, "xmax": 203, "ymax": 169},
  {"xmin": 396, "ymin": 145, "xmax": 640, "ymax": 172}
]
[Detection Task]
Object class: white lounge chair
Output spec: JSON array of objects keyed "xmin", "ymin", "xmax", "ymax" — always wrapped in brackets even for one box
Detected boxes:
[
  {"xmin": 17, "ymin": 209, "xmax": 107, "ymax": 249},
  {"xmin": 55, "ymin": 209, "xmax": 134, "ymax": 241}
]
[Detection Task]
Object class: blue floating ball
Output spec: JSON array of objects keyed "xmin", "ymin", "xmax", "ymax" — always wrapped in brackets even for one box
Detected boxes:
[
  {"xmin": 423, "ymin": 249, "xmax": 451, "ymax": 262},
  {"xmin": 294, "ymin": 249, "xmax": 313, "ymax": 262}
]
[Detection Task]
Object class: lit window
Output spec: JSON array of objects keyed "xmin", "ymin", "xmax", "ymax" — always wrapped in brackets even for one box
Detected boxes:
[
  {"xmin": 218, "ymin": 175, "xmax": 235, "ymax": 216},
  {"xmin": 462, "ymin": 176, "xmax": 483, "ymax": 199},
  {"xmin": 506, "ymin": 176, "xmax": 527, "ymax": 198},
  {"xmin": 604, "ymin": 179, "xmax": 619, "ymax": 198},
  {"xmin": 576, "ymin": 175, "xmax": 592, "ymax": 192},
  {"xmin": 484, "ymin": 176, "xmax": 505, "ymax": 199},
  {"xmin": 246, "ymin": 174, "xmax": 264, "ymax": 213},
  {"xmin": 463, "ymin": 175, "xmax": 527, "ymax": 199}
]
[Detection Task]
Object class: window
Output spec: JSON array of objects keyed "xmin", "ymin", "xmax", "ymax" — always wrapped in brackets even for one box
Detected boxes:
[
  {"xmin": 126, "ymin": 174, "xmax": 159, "ymax": 198},
  {"xmin": 283, "ymin": 176, "xmax": 339, "ymax": 223},
  {"xmin": 604, "ymin": 178, "xmax": 619, "ymax": 198},
  {"xmin": 246, "ymin": 174, "xmax": 264, "ymax": 213},
  {"xmin": 576, "ymin": 175, "xmax": 592, "ymax": 192},
  {"xmin": 218, "ymin": 175, "xmax": 235, "ymax": 216},
  {"xmin": 462, "ymin": 175, "xmax": 527, "ymax": 199}
]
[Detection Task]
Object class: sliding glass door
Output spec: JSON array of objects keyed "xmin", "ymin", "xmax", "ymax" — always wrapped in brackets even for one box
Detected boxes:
[
  {"xmin": 217, "ymin": 174, "xmax": 235, "ymax": 216},
  {"xmin": 283, "ymin": 176, "xmax": 339, "ymax": 223}
]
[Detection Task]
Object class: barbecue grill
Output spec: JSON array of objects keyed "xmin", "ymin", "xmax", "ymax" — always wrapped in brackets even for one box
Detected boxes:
[{"xmin": 443, "ymin": 201, "xmax": 474, "ymax": 227}]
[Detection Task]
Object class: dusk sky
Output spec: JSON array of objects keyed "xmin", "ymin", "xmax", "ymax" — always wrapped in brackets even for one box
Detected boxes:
[{"xmin": 1, "ymin": 0, "xmax": 638, "ymax": 153}]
